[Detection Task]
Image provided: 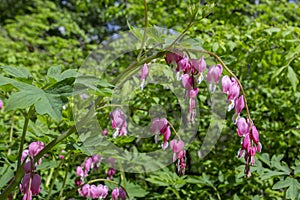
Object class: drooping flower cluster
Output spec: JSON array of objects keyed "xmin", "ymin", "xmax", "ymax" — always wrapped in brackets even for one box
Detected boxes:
[
  {"xmin": 222, "ymin": 75, "xmax": 262, "ymax": 177},
  {"xmin": 149, "ymin": 118, "xmax": 187, "ymax": 175},
  {"xmin": 150, "ymin": 118, "xmax": 171, "ymax": 150},
  {"xmin": 170, "ymin": 139, "xmax": 186, "ymax": 175},
  {"xmin": 165, "ymin": 52, "xmax": 223, "ymax": 123},
  {"xmin": 75, "ymin": 155, "xmax": 109, "ymax": 199},
  {"xmin": 236, "ymin": 118, "xmax": 262, "ymax": 177},
  {"xmin": 75, "ymin": 154, "xmax": 103, "ymax": 186},
  {"xmin": 20, "ymin": 141, "xmax": 44, "ymax": 200},
  {"xmin": 110, "ymin": 109, "xmax": 127, "ymax": 138},
  {"xmin": 75, "ymin": 155, "xmax": 126, "ymax": 199}
]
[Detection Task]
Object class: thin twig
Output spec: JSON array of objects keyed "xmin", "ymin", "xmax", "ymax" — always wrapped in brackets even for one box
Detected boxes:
[{"xmin": 137, "ymin": 0, "xmax": 148, "ymax": 61}]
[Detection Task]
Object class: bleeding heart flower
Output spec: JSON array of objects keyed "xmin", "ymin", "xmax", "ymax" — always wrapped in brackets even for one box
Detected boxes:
[
  {"xmin": 222, "ymin": 75, "xmax": 231, "ymax": 94},
  {"xmin": 110, "ymin": 109, "xmax": 127, "ymax": 138},
  {"xmin": 236, "ymin": 117, "xmax": 250, "ymax": 137},
  {"xmin": 206, "ymin": 64, "xmax": 223, "ymax": 93},
  {"xmin": 232, "ymin": 95, "xmax": 244, "ymax": 124},
  {"xmin": 28, "ymin": 141, "xmax": 44, "ymax": 157},
  {"xmin": 112, "ymin": 187, "xmax": 119, "ymax": 200}
]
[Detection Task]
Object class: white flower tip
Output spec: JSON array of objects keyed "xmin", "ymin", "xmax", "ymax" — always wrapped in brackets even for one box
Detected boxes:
[
  {"xmin": 113, "ymin": 129, "xmax": 119, "ymax": 138},
  {"xmin": 209, "ymin": 83, "xmax": 216, "ymax": 93},
  {"xmin": 176, "ymin": 71, "xmax": 183, "ymax": 81},
  {"xmin": 140, "ymin": 79, "xmax": 146, "ymax": 90},
  {"xmin": 161, "ymin": 141, "xmax": 169, "ymax": 150},
  {"xmin": 227, "ymin": 100, "xmax": 235, "ymax": 112},
  {"xmin": 198, "ymin": 73, "xmax": 204, "ymax": 84}
]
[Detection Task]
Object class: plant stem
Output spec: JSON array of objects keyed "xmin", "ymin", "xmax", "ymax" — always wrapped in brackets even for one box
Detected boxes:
[
  {"xmin": 46, "ymin": 156, "xmax": 65, "ymax": 200},
  {"xmin": 168, "ymin": 121, "xmax": 181, "ymax": 141},
  {"xmin": 8, "ymin": 111, "xmax": 15, "ymax": 156},
  {"xmin": 58, "ymin": 152, "xmax": 73, "ymax": 199},
  {"xmin": 137, "ymin": 0, "xmax": 148, "ymax": 62},
  {"xmin": 17, "ymin": 106, "xmax": 34, "ymax": 170}
]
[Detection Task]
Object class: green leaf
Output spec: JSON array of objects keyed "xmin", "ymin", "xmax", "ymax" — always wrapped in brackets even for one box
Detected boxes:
[
  {"xmin": 287, "ymin": 66, "xmax": 299, "ymax": 91},
  {"xmin": 261, "ymin": 170, "xmax": 288, "ymax": 180},
  {"xmin": 5, "ymin": 90, "xmax": 41, "ymax": 111},
  {"xmin": 146, "ymin": 177, "xmax": 170, "ymax": 186},
  {"xmin": 4, "ymin": 79, "xmax": 63, "ymax": 121},
  {"xmin": 47, "ymin": 66, "xmax": 77, "ymax": 82},
  {"xmin": 286, "ymin": 178, "xmax": 300, "ymax": 200},
  {"xmin": 36, "ymin": 160, "xmax": 57, "ymax": 170},
  {"xmin": 34, "ymin": 93, "xmax": 62, "ymax": 121},
  {"xmin": 47, "ymin": 66, "xmax": 62, "ymax": 81},
  {"xmin": 123, "ymin": 181, "xmax": 148, "ymax": 198},
  {"xmin": 272, "ymin": 66, "xmax": 287, "ymax": 80},
  {"xmin": 0, "ymin": 165, "xmax": 14, "ymax": 189},
  {"xmin": 272, "ymin": 177, "xmax": 292, "ymax": 190},
  {"xmin": 212, "ymin": 43, "xmax": 219, "ymax": 52},
  {"xmin": 265, "ymin": 27, "xmax": 281, "ymax": 35},
  {"xmin": 1, "ymin": 66, "xmax": 32, "ymax": 78},
  {"xmin": 258, "ymin": 153, "xmax": 271, "ymax": 167},
  {"xmin": 294, "ymin": 165, "xmax": 300, "ymax": 175}
]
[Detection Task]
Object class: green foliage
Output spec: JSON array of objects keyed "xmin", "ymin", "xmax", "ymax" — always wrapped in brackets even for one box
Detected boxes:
[{"xmin": 0, "ymin": 0, "xmax": 300, "ymax": 199}]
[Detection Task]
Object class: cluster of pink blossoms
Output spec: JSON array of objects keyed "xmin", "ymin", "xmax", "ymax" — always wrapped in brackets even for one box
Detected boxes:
[
  {"xmin": 165, "ymin": 52, "xmax": 223, "ymax": 123},
  {"xmin": 109, "ymin": 52, "xmax": 261, "ymax": 176},
  {"xmin": 75, "ymin": 155, "xmax": 126, "ymax": 199},
  {"xmin": 170, "ymin": 139, "xmax": 186, "ymax": 175},
  {"xmin": 75, "ymin": 155, "xmax": 108, "ymax": 199},
  {"xmin": 236, "ymin": 118, "xmax": 262, "ymax": 177},
  {"xmin": 20, "ymin": 141, "xmax": 44, "ymax": 200},
  {"xmin": 149, "ymin": 117, "xmax": 187, "ymax": 174},
  {"xmin": 78, "ymin": 184, "xmax": 109, "ymax": 199},
  {"xmin": 221, "ymin": 75, "xmax": 262, "ymax": 176},
  {"xmin": 76, "ymin": 154, "xmax": 102, "ymax": 183}
]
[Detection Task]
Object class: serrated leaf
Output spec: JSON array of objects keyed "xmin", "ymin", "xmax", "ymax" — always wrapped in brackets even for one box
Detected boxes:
[
  {"xmin": 47, "ymin": 66, "xmax": 62, "ymax": 81},
  {"xmin": 1, "ymin": 66, "xmax": 32, "ymax": 78},
  {"xmin": 287, "ymin": 66, "xmax": 299, "ymax": 92},
  {"xmin": 261, "ymin": 170, "xmax": 287, "ymax": 180},
  {"xmin": 35, "ymin": 93, "xmax": 62, "ymax": 121},
  {"xmin": 123, "ymin": 181, "xmax": 148, "ymax": 198},
  {"xmin": 258, "ymin": 153, "xmax": 270, "ymax": 167},
  {"xmin": 272, "ymin": 177, "xmax": 292, "ymax": 190},
  {"xmin": 286, "ymin": 178, "xmax": 300, "ymax": 200},
  {"xmin": 265, "ymin": 27, "xmax": 281, "ymax": 35},
  {"xmin": 294, "ymin": 165, "xmax": 300, "ymax": 175},
  {"xmin": 5, "ymin": 81, "xmax": 63, "ymax": 121},
  {"xmin": 272, "ymin": 66, "xmax": 287, "ymax": 80},
  {"xmin": 5, "ymin": 90, "xmax": 41, "ymax": 111},
  {"xmin": 146, "ymin": 177, "xmax": 169, "ymax": 186},
  {"xmin": 46, "ymin": 77, "xmax": 75, "ymax": 96}
]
